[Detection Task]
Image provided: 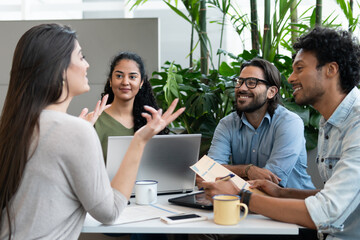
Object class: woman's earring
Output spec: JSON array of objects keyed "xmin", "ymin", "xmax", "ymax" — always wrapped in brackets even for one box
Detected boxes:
[{"xmin": 62, "ymin": 80, "xmax": 65, "ymax": 86}]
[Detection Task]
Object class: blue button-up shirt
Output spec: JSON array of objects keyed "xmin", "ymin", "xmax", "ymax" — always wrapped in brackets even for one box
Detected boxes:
[
  {"xmin": 305, "ymin": 87, "xmax": 360, "ymax": 239},
  {"xmin": 208, "ymin": 105, "xmax": 314, "ymax": 189}
]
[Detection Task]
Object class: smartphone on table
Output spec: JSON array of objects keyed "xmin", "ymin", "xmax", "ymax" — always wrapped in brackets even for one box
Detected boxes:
[{"xmin": 160, "ymin": 213, "xmax": 207, "ymax": 224}]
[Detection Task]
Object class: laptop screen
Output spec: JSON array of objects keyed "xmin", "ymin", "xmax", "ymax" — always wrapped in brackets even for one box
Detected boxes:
[{"xmin": 106, "ymin": 134, "xmax": 202, "ymax": 194}]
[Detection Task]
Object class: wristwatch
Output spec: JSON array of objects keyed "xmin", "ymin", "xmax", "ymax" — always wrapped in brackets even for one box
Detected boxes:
[
  {"xmin": 244, "ymin": 164, "xmax": 253, "ymax": 178},
  {"xmin": 239, "ymin": 189, "xmax": 252, "ymax": 208}
]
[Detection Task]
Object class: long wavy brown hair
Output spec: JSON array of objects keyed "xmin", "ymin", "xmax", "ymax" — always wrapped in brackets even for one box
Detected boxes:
[{"xmin": 0, "ymin": 23, "xmax": 76, "ymax": 239}]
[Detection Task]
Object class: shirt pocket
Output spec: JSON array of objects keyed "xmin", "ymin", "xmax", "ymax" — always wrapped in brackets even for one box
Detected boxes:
[{"xmin": 258, "ymin": 148, "xmax": 271, "ymax": 168}]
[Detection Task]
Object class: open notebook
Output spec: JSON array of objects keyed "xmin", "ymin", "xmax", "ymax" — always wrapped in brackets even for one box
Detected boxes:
[{"xmin": 106, "ymin": 134, "xmax": 202, "ymax": 195}]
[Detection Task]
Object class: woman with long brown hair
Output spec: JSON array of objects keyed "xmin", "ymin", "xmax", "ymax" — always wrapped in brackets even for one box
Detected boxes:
[{"xmin": 0, "ymin": 23, "xmax": 184, "ymax": 240}]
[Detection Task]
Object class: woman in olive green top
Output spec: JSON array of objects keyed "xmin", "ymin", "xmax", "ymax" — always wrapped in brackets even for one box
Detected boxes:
[{"xmin": 95, "ymin": 52, "xmax": 167, "ymax": 161}]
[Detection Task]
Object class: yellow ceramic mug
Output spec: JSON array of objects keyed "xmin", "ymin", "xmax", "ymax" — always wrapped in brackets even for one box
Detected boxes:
[{"xmin": 213, "ymin": 194, "xmax": 248, "ymax": 225}]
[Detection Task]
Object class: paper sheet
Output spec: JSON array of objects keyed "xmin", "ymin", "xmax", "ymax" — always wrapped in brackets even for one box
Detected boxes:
[
  {"xmin": 190, "ymin": 155, "xmax": 266, "ymax": 195},
  {"xmin": 88, "ymin": 204, "xmax": 184, "ymax": 225}
]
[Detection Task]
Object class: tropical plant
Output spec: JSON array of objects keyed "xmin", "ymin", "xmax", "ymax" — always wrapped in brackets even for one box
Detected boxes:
[
  {"xmin": 150, "ymin": 60, "xmax": 235, "ymax": 154},
  {"xmin": 207, "ymin": 0, "xmax": 232, "ymax": 66},
  {"xmin": 287, "ymin": 3, "xmax": 341, "ymax": 38},
  {"xmin": 315, "ymin": 0, "xmax": 322, "ymax": 25},
  {"xmin": 290, "ymin": 0, "xmax": 298, "ymax": 45},
  {"xmin": 227, "ymin": 0, "xmax": 303, "ymax": 62},
  {"xmin": 335, "ymin": 0, "xmax": 359, "ymax": 32},
  {"xmin": 156, "ymin": 53, "xmax": 249, "ymax": 154},
  {"xmin": 250, "ymin": 0, "xmax": 260, "ymax": 51},
  {"xmin": 128, "ymin": 0, "xmax": 358, "ymax": 151},
  {"xmin": 129, "ymin": 0, "xmax": 212, "ymax": 74}
]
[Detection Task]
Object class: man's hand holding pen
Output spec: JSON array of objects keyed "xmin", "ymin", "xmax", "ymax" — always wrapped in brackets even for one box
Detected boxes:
[
  {"xmin": 215, "ymin": 173, "xmax": 235, "ymax": 182},
  {"xmin": 199, "ymin": 173, "xmax": 240, "ymax": 201}
]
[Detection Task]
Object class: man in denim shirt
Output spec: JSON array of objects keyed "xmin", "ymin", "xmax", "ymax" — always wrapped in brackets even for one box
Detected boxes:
[
  {"xmin": 201, "ymin": 27, "xmax": 360, "ymax": 239},
  {"xmin": 205, "ymin": 59, "xmax": 314, "ymax": 189}
]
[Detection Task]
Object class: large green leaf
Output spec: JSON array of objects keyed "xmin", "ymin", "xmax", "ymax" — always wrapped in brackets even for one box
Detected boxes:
[
  {"xmin": 283, "ymin": 101, "xmax": 310, "ymax": 126},
  {"xmin": 309, "ymin": 111, "xmax": 321, "ymax": 129},
  {"xmin": 150, "ymin": 77, "xmax": 166, "ymax": 86},
  {"xmin": 218, "ymin": 62, "xmax": 235, "ymax": 76},
  {"xmin": 185, "ymin": 91, "xmax": 221, "ymax": 119},
  {"xmin": 163, "ymin": 1, "xmax": 193, "ymax": 25},
  {"xmin": 164, "ymin": 63, "xmax": 180, "ymax": 105},
  {"xmin": 305, "ymin": 129, "xmax": 318, "ymax": 150}
]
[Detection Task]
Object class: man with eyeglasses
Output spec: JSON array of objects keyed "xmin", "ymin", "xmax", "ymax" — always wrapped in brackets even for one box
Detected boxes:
[{"xmin": 198, "ymin": 58, "xmax": 315, "ymax": 190}]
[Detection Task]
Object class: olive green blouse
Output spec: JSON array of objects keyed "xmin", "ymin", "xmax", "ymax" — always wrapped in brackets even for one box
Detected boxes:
[{"xmin": 94, "ymin": 111, "xmax": 134, "ymax": 163}]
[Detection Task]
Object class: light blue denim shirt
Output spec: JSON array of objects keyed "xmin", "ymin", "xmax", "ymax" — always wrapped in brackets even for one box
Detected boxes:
[
  {"xmin": 208, "ymin": 105, "xmax": 315, "ymax": 189},
  {"xmin": 305, "ymin": 87, "xmax": 360, "ymax": 239}
]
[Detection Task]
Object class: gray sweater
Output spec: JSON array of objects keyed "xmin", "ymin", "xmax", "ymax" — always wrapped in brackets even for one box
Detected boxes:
[{"xmin": 1, "ymin": 110, "xmax": 127, "ymax": 240}]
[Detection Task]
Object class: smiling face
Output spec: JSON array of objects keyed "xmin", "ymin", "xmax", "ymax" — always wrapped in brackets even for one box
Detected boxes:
[
  {"xmin": 288, "ymin": 49, "xmax": 326, "ymax": 106},
  {"xmin": 235, "ymin": 66, "xmax": 270, "ymax": 113},
  {"xmin": 65, "ymin": 40, "xmax": 90, "ymax": 97},
  {"xmin": 110, "ymin": 59, "xmax": 143, "ymax": 103}
]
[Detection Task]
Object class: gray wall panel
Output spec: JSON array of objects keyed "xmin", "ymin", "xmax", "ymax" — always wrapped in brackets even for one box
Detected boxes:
[{"xmin": 0, "ymin": 18, "xmax": 159, "ymax": 116}]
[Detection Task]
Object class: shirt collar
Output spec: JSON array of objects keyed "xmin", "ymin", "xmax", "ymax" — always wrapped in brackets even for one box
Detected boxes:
[
  {"xmin": 320, "ymin": 87, "xmax": 359, "ymax": 128},
  {"xmin": 239, "ymin": 111, "xmax": 272, "ymax": 130}
]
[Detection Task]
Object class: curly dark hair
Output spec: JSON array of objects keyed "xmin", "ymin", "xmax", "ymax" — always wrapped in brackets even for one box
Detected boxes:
[
  {"xmin": 238, "ymin": 58, "xmax": 281, "ymax": 117},
  {"xmin": 293, "ymin": 26, "xmax": 360, "ymax": 93},
  {"xmin": 101, "ymin": 51, "xmax": 168, "ymax": 134}
]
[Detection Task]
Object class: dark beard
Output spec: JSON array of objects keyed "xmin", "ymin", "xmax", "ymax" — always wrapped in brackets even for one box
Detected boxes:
[{"xmin": 236, "ymin": 95, "xmax": 268, "ymax": 117}]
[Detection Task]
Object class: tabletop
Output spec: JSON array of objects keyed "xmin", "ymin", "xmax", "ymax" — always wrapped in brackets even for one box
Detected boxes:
[{"xmin": 82, "ymin": 193, "xmax": 299, "ymax": 235}]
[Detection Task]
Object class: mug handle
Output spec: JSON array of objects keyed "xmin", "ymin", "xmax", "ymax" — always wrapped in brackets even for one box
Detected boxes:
[
  {"xmin": 237, "ymin": 203, "xmax": 248, "ymax": 222},
  {"xmin": 149, "ymin": 188, "xmax": 155, "ymax": 202}
]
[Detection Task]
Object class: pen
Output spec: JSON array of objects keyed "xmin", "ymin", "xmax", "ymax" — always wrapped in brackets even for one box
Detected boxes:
[
  {"xmin": 215, "ymin": 173, "xmax": 235, "ymax": 182},
  {"xmin": 198, "ymin": 173, "xmax": 235, "ymax": 190}
]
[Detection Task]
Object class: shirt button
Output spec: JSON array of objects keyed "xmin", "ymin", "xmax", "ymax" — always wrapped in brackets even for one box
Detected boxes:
[
  {"xmin": 329, "ymin": 165, "xmax": 333, "ymax": 169},
  {"xmin": 252, "ymin": 149, "xmax": 256, "ymax": 153},
  {"xmin": 325, "ymin": 135, "xmax": 329, "ymax": 139},
  {"xmin": 321, "ymin": 158, "xmax": 324, "ymax": 162}
]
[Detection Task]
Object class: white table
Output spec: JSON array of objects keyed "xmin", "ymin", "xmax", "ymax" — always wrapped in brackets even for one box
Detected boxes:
[{"xmin": 82, "ymin": 193, "xmax": 299, "ymax": 235}]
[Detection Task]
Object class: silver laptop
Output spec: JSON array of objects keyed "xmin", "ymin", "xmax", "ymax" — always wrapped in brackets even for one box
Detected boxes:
[{"xmin": 106, "ymin": 134, "xmax": 201, "ymax": 195}]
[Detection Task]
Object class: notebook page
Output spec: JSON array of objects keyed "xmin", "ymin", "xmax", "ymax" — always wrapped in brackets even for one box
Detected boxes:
[{"xmin": 190, "ymin": 155, "xmax": 266, "ymax": 196}]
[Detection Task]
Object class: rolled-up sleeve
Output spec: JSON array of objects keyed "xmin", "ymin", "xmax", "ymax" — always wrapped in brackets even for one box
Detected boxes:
[{"xmin": 305, "ymin": 125, "xmax": 360, "ymax": 233}]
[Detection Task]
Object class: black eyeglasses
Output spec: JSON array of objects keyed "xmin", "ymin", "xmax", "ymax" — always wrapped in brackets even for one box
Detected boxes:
[{"xmin": 233, "ymin": 77, "xmax": 269, "ymax": 89}]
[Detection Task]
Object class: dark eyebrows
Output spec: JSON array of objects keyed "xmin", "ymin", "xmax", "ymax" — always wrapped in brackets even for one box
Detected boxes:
[
  {"xmin": 114, "ymin": 70, "xmax": 139, "ymax": 75},
  {"xmin": 292, "ymin": 61, "xmax": 301, "ymax": 70},
  {"xmin": 293, "ymin": 60, "xmax": 304, "ymax": 66}
]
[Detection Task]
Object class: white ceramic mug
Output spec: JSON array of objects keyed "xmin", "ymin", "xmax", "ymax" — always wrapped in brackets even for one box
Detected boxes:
[{"xmin": 135, "ymin": 180, "xmax": 158, "ymax": 205}]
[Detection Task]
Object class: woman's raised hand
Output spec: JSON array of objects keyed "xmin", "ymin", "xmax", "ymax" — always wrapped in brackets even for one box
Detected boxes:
[
  {"xmin": 136, "ymin": 98, "xmax": 185, "ymax": 142},
  {"xmin": 79, "ymin": 94, "xmax": 111, "ymax": 125}
]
